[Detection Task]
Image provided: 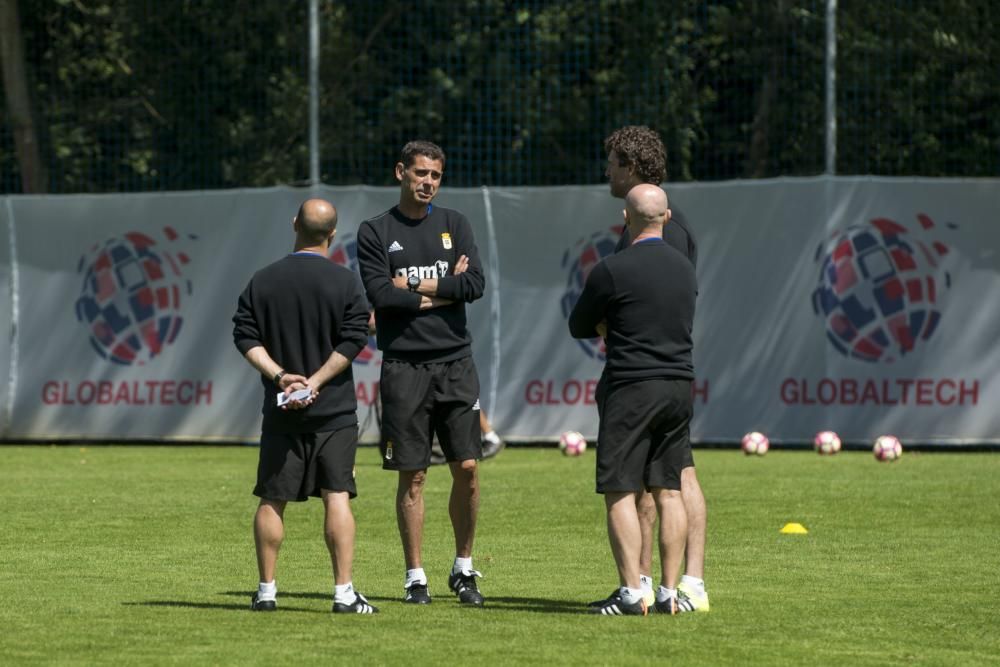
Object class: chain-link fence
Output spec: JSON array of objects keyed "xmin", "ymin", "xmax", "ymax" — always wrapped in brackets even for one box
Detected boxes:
[{"xmin": 2, "ymin": 0, "xmax": 997, "ymax": 193}]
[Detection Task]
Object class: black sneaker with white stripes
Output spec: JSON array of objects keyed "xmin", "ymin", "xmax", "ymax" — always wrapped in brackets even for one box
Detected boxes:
[
  {"xmin": 587, "ymin": 588, "xmax": 622, "ymax": 609},
  {"xmin": 332, "ymin": 592, "xmax": 379, "ymax": 614},
  {"xmin": 481, "ymin": 435, "xmax": 505, "ymax": 460},
  {"xmin": 448, "ymin": 569, "xmax": 484, "ymax": 606},
  {"xmin": 404, "ymin": 582, "xmax": 432, "ymax": 604},
  {"xmin": 653, "ymin": 594, "xmax": 696, "ymax": 615},
  {"xmin": 250, "ymin": 592, "xmax": 276, "ymax": 612},
  {"xmin": 589, "ymin": 591, "xmax": 647, "ymax": 616},
  {"xmin": 429, "ymin": 440, "xmax": 448, "ymax": 466}
]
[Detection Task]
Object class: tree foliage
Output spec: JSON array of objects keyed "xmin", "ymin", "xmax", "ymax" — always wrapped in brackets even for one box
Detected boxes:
[{"xmin": 1, "ymin": 0, "xmax": 996, "ymax": 193}]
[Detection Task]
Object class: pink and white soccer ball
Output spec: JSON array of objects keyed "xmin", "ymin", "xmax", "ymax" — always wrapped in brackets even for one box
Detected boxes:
[
  {"xmin": 741, "ymin": 431, "xmax": 770, "ymax": 456},
  {"xmin": 814, "ymin": 430, "xmax": 842, "ymax": 455},
  {"xmin": 559, "ymin": 431, "xmax": 587, "ymax": 456},
  {"xmin": 872, "ymin": 435, "xmax": 903, "ymax": 462}
]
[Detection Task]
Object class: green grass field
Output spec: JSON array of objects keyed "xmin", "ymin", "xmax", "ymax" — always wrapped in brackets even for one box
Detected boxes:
[{"xmin": 2, "ymin": 445, "xmax": 999, "ymax": 665}]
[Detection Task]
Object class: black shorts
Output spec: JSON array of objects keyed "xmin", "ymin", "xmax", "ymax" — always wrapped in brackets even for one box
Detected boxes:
[
  {"xmin": 595, "ymin": 379, "xmax": 693, "ymax": 494},
  {"xmin": 254, "ymin": 426, "xmax": 359, "ymax": 501},
  {"xmin": 379, "ymin": 357, "xmax": 481, "ymax": 470}
]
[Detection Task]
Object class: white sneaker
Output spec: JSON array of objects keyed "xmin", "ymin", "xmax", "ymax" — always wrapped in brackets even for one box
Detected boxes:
[
  {"xmin": 676, "ymin": 581, "xmax": 710, "ymax": 612},
  {"xmin": 642, "ymin": 589, "xmax": 655, "ymax": 608}
]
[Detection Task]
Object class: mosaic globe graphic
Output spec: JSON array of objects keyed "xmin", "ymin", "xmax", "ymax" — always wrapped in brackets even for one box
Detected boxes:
[
  {"xmin": 329, "ymin": 233, "xmax": 379, "ymax": 365},
  {"xmin": 811, "ymin": 215, "xmax": 951, "ymax": 363},
  {"xmin": 561, "ymin": 226, "xmax": 624, "ymax": 361},
  {"xmin": 75, "ymin": 228, "xmax": 194, "ymax": 365}
]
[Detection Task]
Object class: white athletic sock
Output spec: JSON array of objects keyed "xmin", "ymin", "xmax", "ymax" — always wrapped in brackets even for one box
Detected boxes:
[
  {"xmin": 620, "ymin": 586, "xmax": 645, "ymax": 606},
  {"xmin": 405, "ymin": 568, "xmax": 427, "ymax": 588},
  {"xmin": 482, "ymin": 430, "xmax": 501, "ymax": 445},
  {"xmin": 656, "ymin": 585, "xmax": 677, "ymax": 604},
  {"xmin": 639, "ymin": 574, "xmax": 654, "ymax": 594},
  {"xmin": 681, "ymin": 574, "xmax": 706, "ymax": 595},
  {"xmin": 257, "ymin": 580, "xmax": 277, "ymax": 602},
  {"xmin": 453, "ymin": 556, "xmax": 473, "ymax": 574},
  {"xmin": 334, "ymin": 582, "xmax": 357, "ymax": 605}
]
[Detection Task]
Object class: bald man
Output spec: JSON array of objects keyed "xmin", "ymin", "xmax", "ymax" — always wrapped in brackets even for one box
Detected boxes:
[
  {"xmin": 233, "ymin": 198, "xmax": 377, "ymax": 614},
  {"xmin": 602, "ymin": 125, "xmax": 709, "ymax": 614},
  {"xmin": 569, "ymin": 184, "xmax": 698, "ymax": 615}
]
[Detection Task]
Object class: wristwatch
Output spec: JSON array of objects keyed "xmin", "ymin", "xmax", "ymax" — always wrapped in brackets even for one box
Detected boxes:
[
  {"xmin": 407, "ymin": 275, "xmax": 421, "ymax": 292},
  {"xmin": 273, "ymin": 370, "xmax": 286, "ymax": 385}
]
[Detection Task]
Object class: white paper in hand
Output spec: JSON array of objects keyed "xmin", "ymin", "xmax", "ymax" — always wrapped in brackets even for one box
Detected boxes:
[{"xmin": 277, "ymin": 388, "xmax": 313, "ymax": 407}]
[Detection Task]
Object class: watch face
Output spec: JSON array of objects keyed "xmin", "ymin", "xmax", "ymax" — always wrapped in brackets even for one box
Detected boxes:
[{"xmin": 407, "ymin": 275, "xmax": 420, "ymax": 288}]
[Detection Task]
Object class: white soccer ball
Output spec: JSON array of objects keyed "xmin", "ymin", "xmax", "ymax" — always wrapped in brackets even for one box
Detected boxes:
[
  {"xmin": 741, "ymin": 431, "xmax": 770, "ymax": 456},
  {"xmin": 813, "ymin": 430, "xmax": 842, "ymax": 455},
  {"xmin": 872, "ymin": 435, "xmax": 903, "ymax": 462},
  {"xmin": 558, "ymin": 430, "xmax": 587, "ymax": 456}
]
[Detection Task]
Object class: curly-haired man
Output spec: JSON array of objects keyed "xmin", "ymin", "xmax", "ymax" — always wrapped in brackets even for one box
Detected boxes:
[{"xmin": 589, "ymin": 125, "xmax": 709, "ymax": 613}]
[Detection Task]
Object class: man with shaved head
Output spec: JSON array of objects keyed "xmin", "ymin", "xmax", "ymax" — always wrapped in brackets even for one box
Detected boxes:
[
  {"xmin": 234, "ymin": 198, "xmax": 377, "ymax": 614},
  {"xmin": 596, "ymin": 125, "xmax": 709, "ymax": 615},
  {"xmin": 569, "ymin": 183, "xmax": 697, "ymax": 615}
]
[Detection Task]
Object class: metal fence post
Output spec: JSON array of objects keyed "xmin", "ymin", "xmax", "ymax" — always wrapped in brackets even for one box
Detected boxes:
[
  {"xmin": 308, "ymin": 0, "xmax": 320, "ymax": 185},
  {"xmin": 825, "ymin": 0, "xmax": 837, "ymax": 175}
]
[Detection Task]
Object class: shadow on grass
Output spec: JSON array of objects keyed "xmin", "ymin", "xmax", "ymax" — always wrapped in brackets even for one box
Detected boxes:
[
  {"xmin": 220, "ymin": 590, "xmax": 408, "ymax": 605},
  {"xmin": 484, "ymin": 596, "xmax": 588, "ymax": 615},
  {"xmin": 123, "ymin": 600, "xmax": 314, "ymax": 613},
  {"xmin": 217, "ymin": 591, "xmax": 586, "ymax": 613},
  {"xmin": 222, "ymin": 590, "xmax": 337, "ymax": 601}
]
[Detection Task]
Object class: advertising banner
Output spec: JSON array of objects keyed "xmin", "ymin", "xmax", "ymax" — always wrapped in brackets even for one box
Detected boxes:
[{"xmin": 1, "ymin": 178, "xmax": 997, "ymax": 445}]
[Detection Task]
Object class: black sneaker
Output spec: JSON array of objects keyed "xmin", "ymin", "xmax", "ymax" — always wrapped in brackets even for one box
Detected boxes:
[
  {"xmin": 333, "ymin": 592, "xmax": 379, "ymax": 614},
  {"xmin": 448, "ymin": 569, "xmax": 484, "ymax": 606},
  {"xmin": 589, "ymin": 591, "xmax": 647, "ymax": 616},
  {"xmin": 653, "ymin": 594, "xmax": 696, "ymax": 615},
  {"xmin": 481, "ymin": 436, "xmax": 505, "ymax": 460},
  {"xmin": 404, "ymin": 582, "xmax": 432, "ymax": 604},
  {"xmin": 250, "ymin": 592, "xmax": 276, "ymax": 612},
  {"xmin": 587, "ymin": 588, "xmax": 622, "ymax": 609},
  {"xmin": 429, "ymin": 441, "xmax": 447, "ymax": 466}
]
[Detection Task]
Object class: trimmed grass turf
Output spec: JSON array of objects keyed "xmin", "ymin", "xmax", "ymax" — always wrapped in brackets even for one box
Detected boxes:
[{"xmin": 2, "ymin": 446, "xmax": 999, "ymax": 665}]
